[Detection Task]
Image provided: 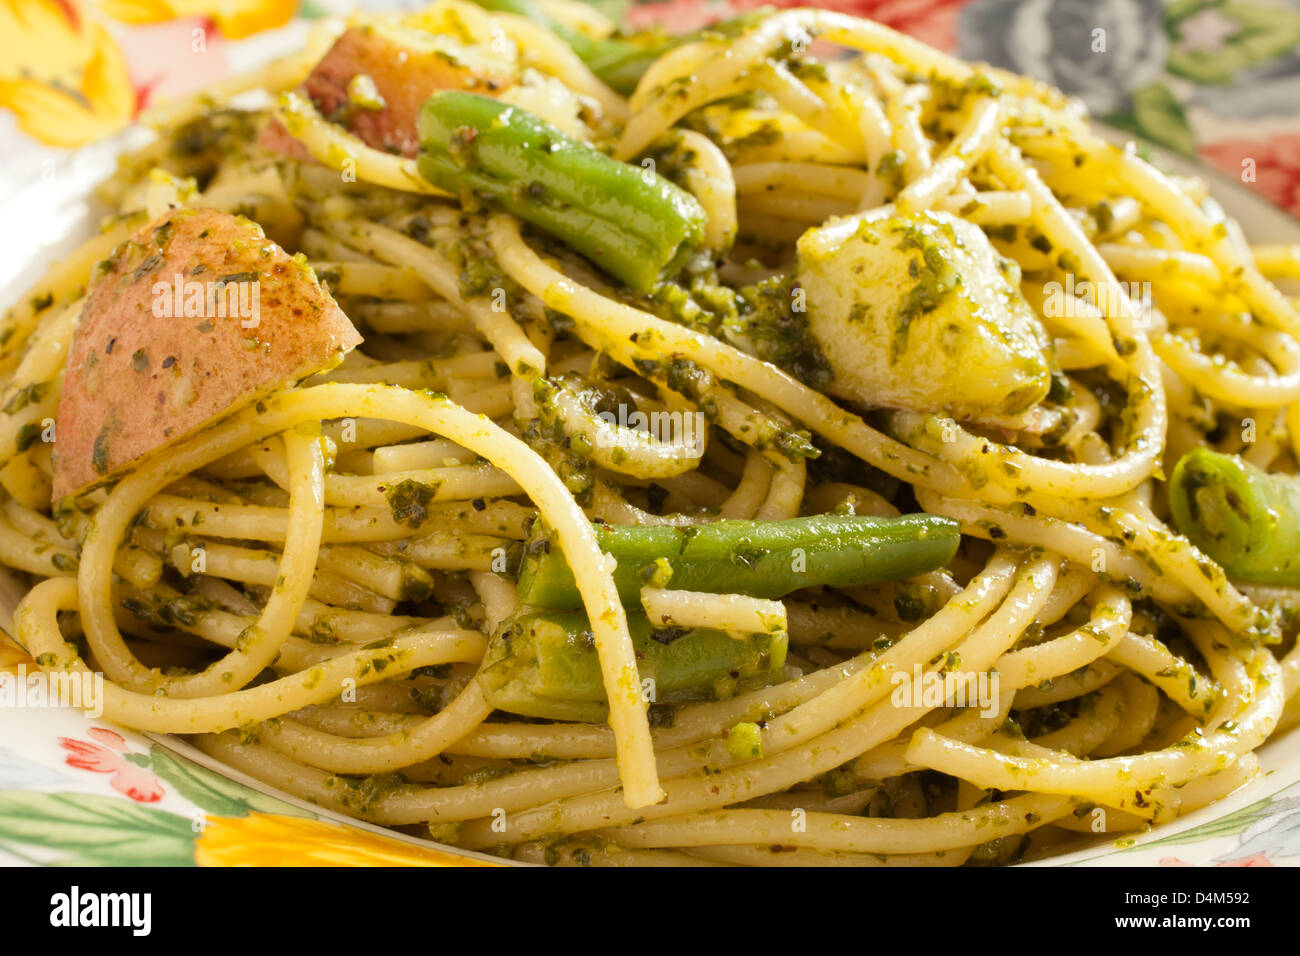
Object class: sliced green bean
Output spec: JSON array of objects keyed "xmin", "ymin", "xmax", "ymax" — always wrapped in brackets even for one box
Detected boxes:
[
  {"xmin": 468, "ymin": 1, "xmax": 764, "ymax": 95},
  {"xmin": 1170, "ymin": 447, "xmax": 1300, "ymax": 585},
  {"xmin": 417, "ymin": 92, "xmax": 705, "ymax": 292},
  {"xmin": 478, "ymin": 609, "xmax": 787, "ymax": 721},
  {"xmin": 517, "ymin": 513, "xmax": 961, "ymax": 609}
]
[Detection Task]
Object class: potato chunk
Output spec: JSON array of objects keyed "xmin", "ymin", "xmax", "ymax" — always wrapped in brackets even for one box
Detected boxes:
[
  {"xmin": 797, "ymin": 210, "xmax": 1052, "ymax": 421},
  {"xmin": 260, "ymin": 23, "xmax": 515, "ymax": 159},
  {"xmin": 53, "ymin": 207, "xmax": 361, "ymax": 500}
]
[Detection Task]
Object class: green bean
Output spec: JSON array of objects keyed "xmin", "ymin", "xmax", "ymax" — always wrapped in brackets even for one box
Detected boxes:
[
  {"xmin": 416, "ymin": 92, "xmax": 705, "ymax": 292},
  {"xmin": 477, "ymin": 609, "xmax": 787, "ymax": 721},
  {"xmin": 516, "ymin": 514, "xmax": 961, "ymax": 609},
  {"xmin": 468, "ymin": 1, "xmax": 765, "ymax": 95},
  {"xmin": 467, "ymin": 0, "xmax": 661, "ymax": 94},
  {"xmin": 1170, "ymin": 447, "xmax": 1300, "ymax": 585}
]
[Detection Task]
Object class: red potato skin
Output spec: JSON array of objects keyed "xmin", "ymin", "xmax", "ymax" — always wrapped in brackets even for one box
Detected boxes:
[
  {"xmin": 53, "ymin": 206, "xmax": 362, "ymax": 501},
  {"xmin": 258, "ymin": 116, "xmax": 314, "ymax": 163},
  {"xmin": 260, "ymin": 25, "xmax": 514, "ymax": 159}
]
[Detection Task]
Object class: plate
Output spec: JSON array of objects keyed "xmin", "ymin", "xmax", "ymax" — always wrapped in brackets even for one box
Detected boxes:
[{"xmin": 2, "ymin": 71, "xmax": 1299, "ymax": 870}]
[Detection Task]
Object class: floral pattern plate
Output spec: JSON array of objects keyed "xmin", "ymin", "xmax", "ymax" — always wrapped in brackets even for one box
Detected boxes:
[{"xmin": 3, "ymin": 0, "xmax": 1300, "ymax": 867}]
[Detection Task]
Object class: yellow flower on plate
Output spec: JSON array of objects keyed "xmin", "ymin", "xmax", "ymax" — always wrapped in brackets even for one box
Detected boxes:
[
  {"xmin": 97, "ymin": 0, "xmax": 297, "ymax": 39},
  {"xmin": 194, "ymin": 812, "xmax": 501, "ymax": 867},
  {"xmin": 0, "ymin": 639, "xmax": 32, "ymax": 676},
  {"xmin": 0, "ymin": 0, "xmax": 135, "ymax": 147}
]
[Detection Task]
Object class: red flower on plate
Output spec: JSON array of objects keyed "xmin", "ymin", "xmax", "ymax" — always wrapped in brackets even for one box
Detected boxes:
[
  {"xmin": 628, "ymin": 0, "xmax": 970, "ymax": 50},
  {"xmin": 58, "ymin": 727, "xmax": 164, "ymax": 803},
  {"xmin": 1217, "ymin": 852, "xmax": 1274, "ymax": 867},
  {"xmin": 1161, "ymin": 851, "xmax": 1275, "ymax": 867},
  {"xmin": 114, "ymin": 17, "xmax": 231, "ymax": 115},
  {"xmin": 835, "ymin": 0, "xmax": 970, "ymax": 51},
  {"xmin": 627, "ymin": 0, "xmax": 737, "ymax": 33},
  {"xmin": 1201, "ymin": 135, "xmax": 1300, "ymax": 221}
]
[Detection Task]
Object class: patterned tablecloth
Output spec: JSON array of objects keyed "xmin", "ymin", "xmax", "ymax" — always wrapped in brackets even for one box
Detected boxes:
[{"xmin": 1, "ymin": 0, "xmax": 1299, "ymax": 216}]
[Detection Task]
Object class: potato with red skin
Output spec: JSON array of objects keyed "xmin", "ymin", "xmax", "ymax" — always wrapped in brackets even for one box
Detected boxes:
[
  {"xmin": 260, "ymin": 23, "xmax": 514, "ymax": 160},
  {"xmin": 52, "ymin": 206, "xmax": 362, "ymax": 501}
]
